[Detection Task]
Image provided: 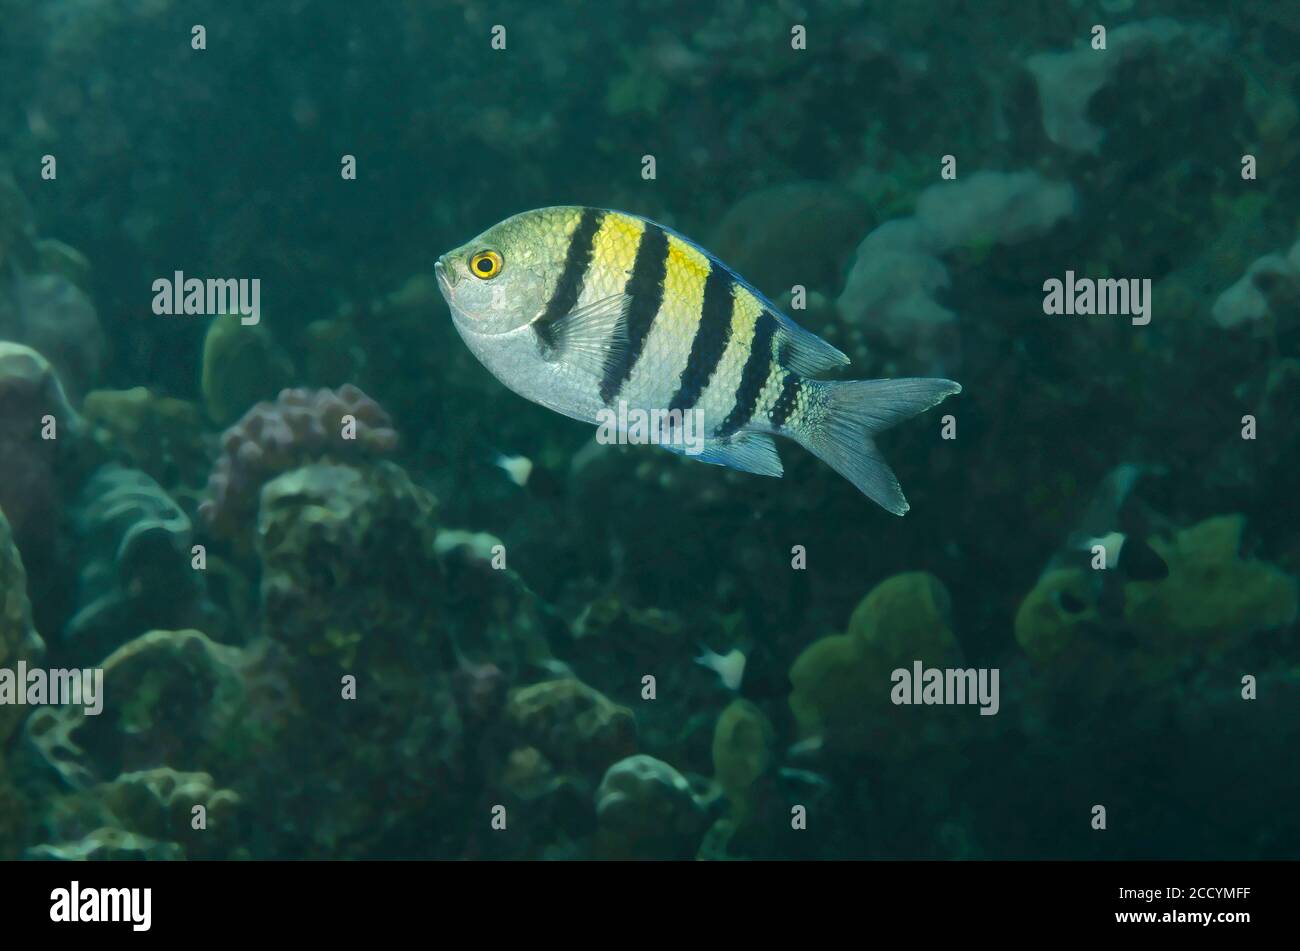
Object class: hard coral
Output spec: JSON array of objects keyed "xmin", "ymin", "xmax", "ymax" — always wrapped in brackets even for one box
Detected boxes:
[{"xmin": 199, "ymin": 384, "xmax": 398, "ymax": 537}]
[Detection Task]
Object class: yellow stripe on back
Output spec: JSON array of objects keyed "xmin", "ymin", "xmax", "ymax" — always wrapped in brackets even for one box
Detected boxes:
[
  {"xmin": 583, "ymin": 211, "xmax": 645, "ymax": 301},
  {"xmin": 623, "ymin": 232, "xmax": 710, "ymax": 407}
]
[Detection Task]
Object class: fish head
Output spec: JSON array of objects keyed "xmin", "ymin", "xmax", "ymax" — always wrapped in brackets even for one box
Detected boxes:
[{"xmin": 436, "ymin": 209, "xmax": 569, "ymax": 336}]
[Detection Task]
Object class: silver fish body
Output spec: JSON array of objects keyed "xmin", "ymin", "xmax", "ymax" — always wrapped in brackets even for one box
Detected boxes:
[{"xmin": 436, "ymin": 206, "xmax": 960, "ymax": 513}]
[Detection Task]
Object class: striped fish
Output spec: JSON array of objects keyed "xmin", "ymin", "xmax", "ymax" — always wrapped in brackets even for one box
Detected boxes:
[{"xmin": 435, "ymin": 207, "xmax": 960, "ymax": 513}]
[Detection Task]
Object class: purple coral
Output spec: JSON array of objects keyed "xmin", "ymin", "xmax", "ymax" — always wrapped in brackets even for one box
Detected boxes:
[{"xmin": 199, "ymin": 384, "xmax": 399, "ymax": 536}]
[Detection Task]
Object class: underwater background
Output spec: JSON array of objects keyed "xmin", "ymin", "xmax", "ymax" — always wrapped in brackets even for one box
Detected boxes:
[{"xmin": 0, "ymin": 0, "xmax": 1297, "ymax": 861}]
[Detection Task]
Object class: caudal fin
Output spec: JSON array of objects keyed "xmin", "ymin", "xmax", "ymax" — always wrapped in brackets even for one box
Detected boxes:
[{"xmin": 798, "ymin": 378, "xmax": 961, "ymax": 515}]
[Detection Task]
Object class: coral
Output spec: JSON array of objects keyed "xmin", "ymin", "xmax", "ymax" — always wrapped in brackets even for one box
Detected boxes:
[
  {"xmin": 200, "ymin": 319, "xmax": 294, "ymax": 426},
  {"xmin": 35, "ymin": 768, "xmax": 242, "ymax": 862},
  {"xmin": 256, "ymin": 460, "xmax": 440, "ymax": 665},
  {"xmin": 1014, "ymin": 567, "xmax": 1103, "ymax": 667},
  {"xmin": 0, "ymin": 341, "xmax": 81, "ymax": 549},
  {"xmin": 709, "ymin": 182, "xmax": 871, "ymax": 298},
  {"xmin": 1015, "ymin": 518, "xmax": 1297, "ymax": 702},
  {"xmin": 0, "ymin": 175, "xmax": 104, "ymax": 390},
  {"xmin": 26, "ymin": 827, "xmax": 184, "ymax": 861},
  {"xmin": 837, "ymin": 171, "xmax": 1075, "ymax": 372},
  {"xmin": 99, "ymin": 768, "xmax": 241, "ymax": 858},
  {"xmin": 82, "ymin": 387, "xmax": 211, "ymax": 496},
  {"xmin": 200, "ymin": 384, "xmax": 399, "ymax": 537},
  {"xmin": 1211, "ymin": 237, "xmax": 1300, "ymax": 330},
  {"xmin": 65, "ymin": 464, "xmax": 212, "ymax": 660},
  {"xmin": 24, "ymin": 629, "xmax": 256, "ymax": 789},
  {"xmin": 711, "ymin": 698, "xmax": 774, "ymax": 819},
  {"xmin": 594, "ymin": 754, "xmax": 707, "ymax": 860},
  {"xmin": 0, "ymin": 505, "xmax": 45, "ymax": 746},
  {"xmin": 1124, "ymin": 516, "xmax": 1297, "ymax": 653},
  {"xmin": 504, "ymin": 678, "xmax": 637, "ymax": 780},
  {"xmin": 1025, "ymin": 19, "xmax": 1227, "ymax": 154},
  {"xmin": 0, "ymin": 272, "xmax": 104, "ymax": 393},
  {"xmin": 789, "ymin": 572, "xmax": 963, "ymax": 757},
  {"xmin": 847, "ymin": 569, "xmax": 958, "ymax": 656}
]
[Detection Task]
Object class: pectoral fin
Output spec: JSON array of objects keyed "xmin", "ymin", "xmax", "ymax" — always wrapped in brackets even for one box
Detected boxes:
[{"xmin": 534, "ymin": 293, "xmax": 630, "ymax": 379}]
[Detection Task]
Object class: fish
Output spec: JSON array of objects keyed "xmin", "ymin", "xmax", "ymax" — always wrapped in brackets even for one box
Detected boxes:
[
  {"xmin": 494, "ymin": 452, "xmax": 534, "ymax": 487},
  {"xmin": 694, "ymin": 645, "xmax": 747, "ymax": 691},
  {"xmin": 435, "ymin": 207, "xmax": 961, "ymax": 513}
]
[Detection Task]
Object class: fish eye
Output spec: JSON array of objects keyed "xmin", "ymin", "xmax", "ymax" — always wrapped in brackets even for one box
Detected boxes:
[{"xmin": 469, "ymin": 249, "xmax": 503, "ymax": 280}]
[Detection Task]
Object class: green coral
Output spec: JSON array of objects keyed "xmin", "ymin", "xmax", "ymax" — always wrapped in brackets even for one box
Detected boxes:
[
  {"xmin": 1014, "ymin": 567, "xmax": 1103, "ymax": 666},
  {"xmin": 789, "ymin": 572, "xmax": 962, "ymax": 756},
  {"xmin": 1125, "ymin": 515, "xmax": 1298, "ymax": 651},
  {"xmin": 200, "ymin": 319, "xmax": 293, "ymax": 426},
  {"xmin": 711, "ymin": 698, "xmax": 773, "ymax": 820}
]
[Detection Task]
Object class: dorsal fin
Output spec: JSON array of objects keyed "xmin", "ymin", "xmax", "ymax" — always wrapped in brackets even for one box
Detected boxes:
[{"xmin": 769, "ymin": 310, "xmax": 850, "ymax": 375}]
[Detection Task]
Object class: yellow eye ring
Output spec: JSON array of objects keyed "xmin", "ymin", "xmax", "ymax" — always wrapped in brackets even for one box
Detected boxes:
[{"xmin": 469, "ymin": 250, "xmax": 503, "ymax": 280}]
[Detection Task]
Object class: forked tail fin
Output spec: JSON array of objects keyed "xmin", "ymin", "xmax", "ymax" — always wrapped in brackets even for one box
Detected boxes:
[{"xmin": 797, "ymin": 378, "xmax": 961, "ymax": 514}]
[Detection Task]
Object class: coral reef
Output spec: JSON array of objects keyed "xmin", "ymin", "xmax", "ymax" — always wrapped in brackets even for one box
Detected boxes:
[
  {"xmin": 504, "ymin": 679, "xmax": 638, "ymax": 781},
  {"xmin": 24, "ymin": 628, "xmax": 256, "ymax": 790},
  {"xmin": 0, "ymin": 175, "xmax": 104, "ymax": 392},
  {"xmin": 594, "ymin": 754, "xmax": 708, "ymax": 860},
  {"xmin": 709, "ymin": 182, "xmax": 871, "ymax": 298},
  {"xmin": 0, "ymin": 341, "xmax": 81, "ymax": 550},
  {"xmin": 1211, "ymin": 236, "xmax": 1300, "ymax": 331},
  {"xmin": 199, "ymin": 385, "xmax": 399, "ymax": 537},
  {"xmin": 256, "ymin": 460, "xmax": 439, "ymax": 665},
  {"xmin": 789, "ymin": 572, "xmax": 964, "ymax": 757},
  {"xmin": 0, "ymin": 505, "xmax": 45, "ymax": 746},
  {"xmin": 35, "ymin": 768, "xmax": 242, "ymax": 862},
  {"xmin": 711, "ymin": 698, "xmax": 774, "ymax": 820},
  {"xmin": 1124, "ymin": 516, "xmax": 1297, "ymax": 653},
  {"xmin": 1026, "ymin": 19, "xmax": 1227, "ymax": 154},
  {"xmin": 837, "ymin": 171, "xmax": 1076, "ymax": 373},
  {"xmin": 66, "ymin": 464, "xmax": 212, "ymax": 659},
  {"xmin": 81, "ymin": 387, "xmax": 211, "ymax": 498},
  {"xmin": 1015, "ymin": 514, "xmax": 1298, "ymax": 716},
  {"xmin": 200, "ymin": 319, "xmax": 294, "ymax": 426}
]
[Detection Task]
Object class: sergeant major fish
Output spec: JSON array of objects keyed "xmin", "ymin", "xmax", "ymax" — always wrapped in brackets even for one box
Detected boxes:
[{"xmin": 435, "ymin": 207, "xmax": 961, "ymax": 514}]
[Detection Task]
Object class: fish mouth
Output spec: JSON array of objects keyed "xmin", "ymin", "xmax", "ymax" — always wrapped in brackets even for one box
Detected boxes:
[{"xmin": 434, "ymin": 257, "xmax": 453, "ymax": 298}]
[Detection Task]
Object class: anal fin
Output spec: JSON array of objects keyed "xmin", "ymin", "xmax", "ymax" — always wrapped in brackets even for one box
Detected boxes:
[{"xmin": 660, "ymin": 430, "xmax": 784, "ymax": 478}]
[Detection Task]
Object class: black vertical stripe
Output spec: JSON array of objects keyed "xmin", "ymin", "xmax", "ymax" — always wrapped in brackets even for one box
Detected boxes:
[
  {"xmin": 539, "ymin": 208, "xmax": 604, "ymax": 326},
  {"xmin": 768, "ymin": 372, "xmax": 802, "ymax": 429},
  {"xmin": 715, "ymin": 311, "xmax": 777, "ymax": 438},
  {"xmin": 599, "ymin": 223, "xmax": 670, "ymax": 404},
  {"xmin": 668, "ymin": 265, "xmax": 734, "ymax": 412}
]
